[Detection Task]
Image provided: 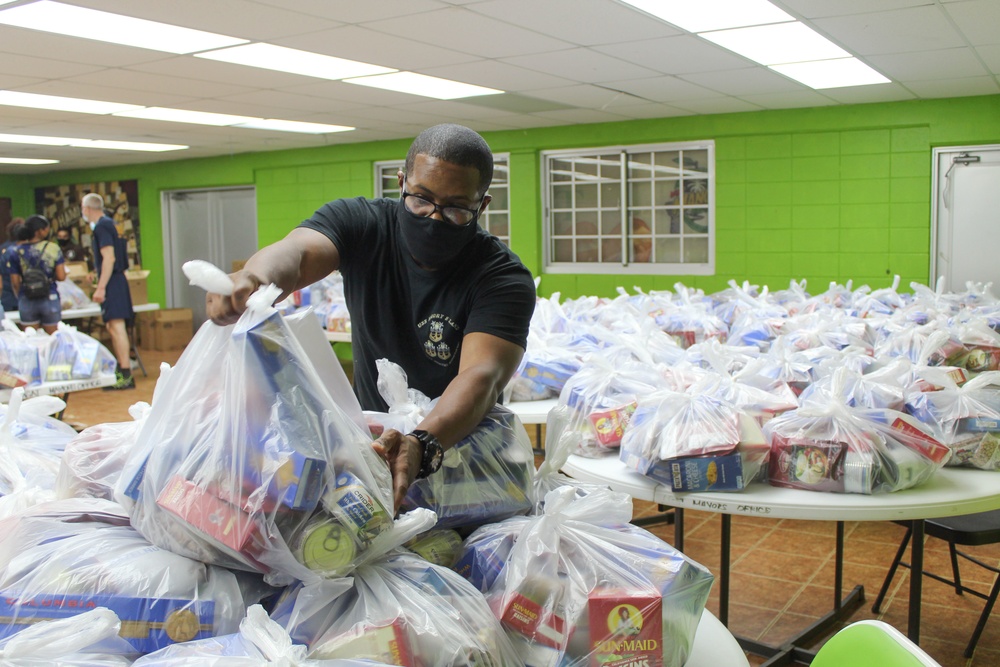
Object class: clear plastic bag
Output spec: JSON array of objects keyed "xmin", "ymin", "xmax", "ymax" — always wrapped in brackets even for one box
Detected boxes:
[
  {"xmin": 273, "ymin": 549, "xmax": 521, "ymax": 666},
  {"xmin": 904, "ymin": 371, "xmax": 1000, "ymax": 470},
  {"xmin": 116, "ymin": 282, "xmax": 395, "ymax": 586},
  {"xmin": 0, "ymin": 607, "xmax": 136, "ymax": 666},
  {"xmin": 479, "ymin": 486, "xmax": 713, "ymax": 667},
  {"xmin": 55, "ymin": 279, "xmax": 92, "ymax": 310},
  {"xmin": 0, "ymin": 498, "xmax": 251, "ymax": 655},
  {"xmin": 766, "ymin": 371, "xmax": 952, "ymax": 493}
]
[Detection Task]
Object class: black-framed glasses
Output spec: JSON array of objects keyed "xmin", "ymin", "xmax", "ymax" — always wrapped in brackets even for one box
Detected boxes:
[{"xmin": 401, "ymin": 189, "xmax": 483, "ymax": 226}]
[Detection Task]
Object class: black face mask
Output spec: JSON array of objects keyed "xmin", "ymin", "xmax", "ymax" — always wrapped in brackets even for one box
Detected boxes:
[
  {"xmin": 397, "ymin": 201, "xmax": 478, "ymax": 269},
  {"xmin": 57, "ymin": 238, "xmax": 71, "ymax": 248}
]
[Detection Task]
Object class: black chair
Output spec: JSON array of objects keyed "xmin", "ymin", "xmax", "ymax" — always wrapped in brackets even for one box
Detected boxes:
[{"xmin": 872, "ymin": 510, "xmax": 1000, "ymax": 658}]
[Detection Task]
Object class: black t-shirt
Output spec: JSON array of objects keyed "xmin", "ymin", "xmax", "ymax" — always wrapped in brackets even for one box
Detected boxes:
[{"xmin": 300, "ymin": 197, "xmax": 536, "ymax": 412}]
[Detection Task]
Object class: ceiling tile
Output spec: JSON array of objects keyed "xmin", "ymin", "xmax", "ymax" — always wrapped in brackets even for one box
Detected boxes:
[
  {"xmin": 671, "ymin": 97, "xmax": 765, "ymax": 114},
  {"xmin": 520, "ymin": 84, "xmax": 650, "ymax": 109},
  {"xmin": 529, "ymin": 108, "xmax": 634, "ymax": 124},
  {"xmin": 271, "ymin": 25, "xmax": 476, "ymax": 71},
  {"xmin": 776, "ymin": 0, "xmax": 933, "ymax": 19},
  {"xmin": 817, "ymin": 82, "xmax": 917, "ymax": 104},
  {"xmin": 469, "ymin": 0, "xmax": 682, "ymax": 46},
  {"xmin": 867, "ymin": 47, "xmax": 989, "ymax": 81},
  {"xmin": 67, "ymin": 0, "xmax": 343, "ymax": 40},
  {"xmin": 978, "ymin": 45, "xmax": 1000, "ymax": 74},
  {"xmin": 903, "ymin": 76, "xmax": 1000, "ymax": 98},
  {"xmin": 0, "ymin": 26, "xmax": 171, "ymax": 68},
  {"xmin": 812, "ymin": 6, "xmax": 967, "ymax": 56},
  {"xmin": 211, "ymin": 89, "xmax": 368, "ymax": 115},
  {"xmin": 680, "ymin": 68, "xmax": 805, "ymax": 96},
  {"xmin": 594, "ymin": 34, "xmax": 757, "ymax": 76},
  {"xmin": 943, "ymin": 0, "xmax": 1000, "ymax": 46},
  {"xmin": 250, "ymin": 0, "xmax": 449, "ymax": 23},
  {"xmin": 610, "ymin": 76, "xmax": 729, "ymax": 103},
  {"xmin": 501, "ymin": 48, "xmax": 661, "ymax": 84},
  {"xmin": 129, "ymin": 56, "xmax": 328, "ymax": 88},
  {"xmin": 10, "ymin": 80, "xmax": 199, "ymax": 108},
  {"xmin": 0, "ymin": 53, "xmax": 104, "ymax": 80},
  {"xmin": 418, "ymin": 59, "xmax": 576, "ymax": 92},
  {"xmin": 81, "ymin": 68, "xmax": 258, "ymax": 100},
  {"xmin": 361, "ymin": 6, "xmax": 574, "ymax": 59},
  {"xmin": 608, "ymin": 103, "xmax": 693, "ymax": 120},
  {"xmin": 736, "ymin": 90, "xmax": 839, "ymax": 110}
]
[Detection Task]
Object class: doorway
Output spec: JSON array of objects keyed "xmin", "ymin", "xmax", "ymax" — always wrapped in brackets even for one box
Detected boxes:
[
  {"xmin": 931, "ymin": 145, "xmax": 1000, "ymax": 292},
  {"xmin": 161, "ymin": 187, "xmax": 258, "ymax": 328}
]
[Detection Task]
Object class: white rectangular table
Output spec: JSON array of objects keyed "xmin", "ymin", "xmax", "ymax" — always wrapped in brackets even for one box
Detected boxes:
[
  {"xmin": 5, "ymin": 301, "xmax": 161, "ymax": 323},
  {"xmin": 508, "ymin": 398, "xmax": 558, "ymax": 453},
  {"xmin": 563, "ymin": 454, "xmax": 1000, "ymax": 662}
]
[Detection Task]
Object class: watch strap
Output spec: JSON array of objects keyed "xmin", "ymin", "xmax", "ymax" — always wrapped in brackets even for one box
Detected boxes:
[{"xmin": 408, "ymin": 429, "xmax": 444, "ymax": 479}]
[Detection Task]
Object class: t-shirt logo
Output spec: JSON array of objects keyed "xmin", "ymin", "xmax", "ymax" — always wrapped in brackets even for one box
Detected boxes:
[{"xmin": 417, "ymin": 315, "xmax": 460, "ymax": 366}]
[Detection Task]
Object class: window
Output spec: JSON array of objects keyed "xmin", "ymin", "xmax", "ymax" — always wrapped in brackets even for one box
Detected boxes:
[
  {"xmin": 375, "ymin": 154, "xmax": 511, "ymax": 245},
  {"xmin": 542, "ymin": 141, "xmax": 714, "ymax": 274}
]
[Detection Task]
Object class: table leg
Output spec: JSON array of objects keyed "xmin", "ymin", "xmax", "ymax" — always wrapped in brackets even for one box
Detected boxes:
[
  {"xmin": 720, "ymin": 513, "xmax": 731, "ymax": 627},
  {"xmin": 835, "ymin": 521, "xmax": 844, "ymax": 609},
  {"xmin": 908, "ymin": 519, "xmax": 924, "ymax": 643},
  {"xmin": 675, "ymin": 507, "xmax": 684, "ymax": 553}
]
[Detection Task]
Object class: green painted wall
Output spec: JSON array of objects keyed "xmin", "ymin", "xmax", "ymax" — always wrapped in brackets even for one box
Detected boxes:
[{"xmin": 3, "ymin": 94, "xmax": 999, "ymax": 303}]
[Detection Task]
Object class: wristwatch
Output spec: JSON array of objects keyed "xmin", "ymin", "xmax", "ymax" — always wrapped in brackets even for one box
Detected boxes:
[{"xmin": 408, "ymin": 429, "xmax": 444, "ymax": 479}]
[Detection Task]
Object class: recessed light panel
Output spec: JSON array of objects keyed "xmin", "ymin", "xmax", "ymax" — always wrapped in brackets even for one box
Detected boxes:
[
  {"xmin": 0, "ymin": 1, "xmax": 247, "ymax": 54},
  {"xmin": 69, "ymin": 139, "xmax": 188, "ymax": 152},
  {"xmin": 771, "ymin": 58, "xmax": 891, "ymax": 89},
  {"xmin": 115, "ymin": 107, "xmax": 259, "ymax": 126},
  {"xmin": 344, "ymin": 72, "xmax": 503, "ymax": 100},
  {"xmin": 196, "ymin": 43, "xmax": 395, "ymax": 80},
  {"xmin": 234, "ymin": 119, "xmax": 354, "ymax": 134},
  {"xmin": 700, "ymin": 22, "xmax": 850, "ymax": 66},
  {"xmin": 0, "ymin": 91, "xmax": 143, "ymax": 115},
  {"xmin": 0, "ymin": 157, "xmax": 59, "ymax": 165},
  {"xmin": 619, "ymin": 0, "xmax": 794, "ymax": 32}
]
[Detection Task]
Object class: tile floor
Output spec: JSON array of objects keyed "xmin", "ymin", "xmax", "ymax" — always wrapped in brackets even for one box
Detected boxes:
[{"xmin": 59, "ymin": 348, "xmax": 1000, "ymax": 667}]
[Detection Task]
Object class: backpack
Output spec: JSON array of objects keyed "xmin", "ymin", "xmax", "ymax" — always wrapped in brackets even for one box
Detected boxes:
[{"xmin": 19, "ymin": 242, "xmax": 53, "ymax": 300}]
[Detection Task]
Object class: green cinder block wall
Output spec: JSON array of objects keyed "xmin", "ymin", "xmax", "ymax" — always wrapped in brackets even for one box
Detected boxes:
[{"xmin": 2, "ymin": 94, "xmax": 998, "ymax": 303}]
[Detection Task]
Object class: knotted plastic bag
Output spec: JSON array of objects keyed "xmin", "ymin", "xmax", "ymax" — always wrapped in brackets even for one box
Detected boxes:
[{"xmin": 0, "ymin": 607, "xmax": 136, "ymax": 666}]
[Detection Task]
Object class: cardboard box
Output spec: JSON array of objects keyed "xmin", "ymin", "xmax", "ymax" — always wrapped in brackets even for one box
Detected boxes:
[
  {"xmin": 136, "ymin": 311, "xmax": 156, "ymax": 349},
  {"xmin": 125, "ymin": 269, "xmax": 150, "ymax": 305},
  {"xmin": 65, "ymin": 261, "xmax": 92, "ymax": 292},
  {"xmin": 152, "ymin": 308, "xmax": 193, "ymax": 351}
]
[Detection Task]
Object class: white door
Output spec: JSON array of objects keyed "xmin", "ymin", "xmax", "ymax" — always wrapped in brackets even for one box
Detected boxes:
[
  {"xmin": 932, "ymin": 146, "xmax": 1000, "ymax": 292},
  {"xmin": 162, "ymin": 187, "xmax": 258, "ymax": 327}
]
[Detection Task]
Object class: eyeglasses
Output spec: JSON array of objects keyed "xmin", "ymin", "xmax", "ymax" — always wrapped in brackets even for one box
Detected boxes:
[{"xmin": 401, "ymin": 189, "xmax": 483, "ymax": 226}]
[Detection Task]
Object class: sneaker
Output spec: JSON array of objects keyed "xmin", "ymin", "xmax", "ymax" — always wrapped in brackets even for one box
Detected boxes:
[{"xmin": 103, "ymin": 372, "xmax": 136, "ymax": 391}]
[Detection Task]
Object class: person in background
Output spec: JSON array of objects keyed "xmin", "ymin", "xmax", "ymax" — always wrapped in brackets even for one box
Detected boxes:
[
  {"xmin": 81, "ymin": 192, "xmax": 135, "ymax": 390},
  {"xmin": 0, "ymin": 217, "xmax": 24, "ymax": 312},
  {"xmin": 55, "ymin": 226, "xmax": 87, "ymax": 263},
  {"xmin": 207, "ymin": 123, "xmax": 536, "ymax": 513},
  {"xmin": 8, "ymin": 215, "xmax": 66, "ymax": 335}
]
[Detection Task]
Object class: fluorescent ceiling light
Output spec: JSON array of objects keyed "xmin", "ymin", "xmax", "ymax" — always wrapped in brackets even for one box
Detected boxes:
[
  {"xmin": 619, "ymin": 0, "xmax": 794, "ymax": 32},
  {"xmin": 0, "ymin": 90, "xmax": 142, "ymax": 115},
  {"xmin": 115, "ymin": 107, "xmax": 259, "ymax": 126},
  {"xmin": 69, "ymin": 139, "xmax": 188, "ymax": 152},
  {"xmin": 700, "ymin": 22, "xmax": 850, "ymax": 66},
  {"xmin": 0, "ymin": 133, "xmax": 186, "ymax": 152},
  {"xmin": 771, "ymin": 58, "xmax": 891, "ymax": 89},
  {"xmin": 344, "ymin": 72, "xmax": 503, "ymax": 100},
  {"xmin": 196, "ymin": 43, "xmax": 394, "ymax": 80},
  {"xmin": 0, "ymin": 1, "xmax": 247, "ymax": 54},
  {"xmin": 0, "ymin": 157, "xmax": 59, "ymax": 165},
  {"xmin": 234, "ymin": 119, "xmax": 354, "ymax": 134}
]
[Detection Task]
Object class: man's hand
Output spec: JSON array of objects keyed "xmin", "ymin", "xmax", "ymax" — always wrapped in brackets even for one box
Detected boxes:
[
  {"xmin": 92, "ymin": 286, "xmax": 106, "ymax": 304},
  {"xmin": 205, "ymin": 271, "xmax": 263, "ymax": 325},
  {"xmin": 371, "ymin": 429, "xmax": 422, "ymax": 514}
]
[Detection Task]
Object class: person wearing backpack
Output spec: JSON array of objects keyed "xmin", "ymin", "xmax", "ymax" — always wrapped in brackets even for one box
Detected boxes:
[
  {"xmin": 81, "ymin": 193, "xmax": 135, "ymax": 390},
  {"xmin": 0, "ymin": 217, "xmax": 24, "ymax": 312},
  {"xmin": 8, "ymin": 215, "xmax": 66, "ymax": 335}
]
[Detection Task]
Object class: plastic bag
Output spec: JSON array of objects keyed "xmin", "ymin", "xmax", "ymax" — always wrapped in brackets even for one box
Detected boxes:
[
  {"xmin": 55, "ymin": 279, "xmax": 92, "ymax": 310},
  {"xmin": 904, "ymin": 371, "xmax": 1000, "ymax": 469},
  {"xmin": 55, "ymin": 401, "xmax": 151, "ymax": 501},
  {"xmin": 273, "ymin": 549, "xmax": 521, "ymax": 666},
  {"xmin": 765, "ymin": 371, "xmax": 952, "ymax": 493},
  {"xmin": 0, "ymin": 498, "xmax": 251, "ymax": 654},
  {"xmin": 117, "ymin": 278, "xmax": 395, "ymax": 586},
  {"xmin": 0, "ymin": 607, "xmax": 136, "ymax": 666},
  {"xmin": 478, "ymin": 486, "xmax": 713, "ymax": 667}
]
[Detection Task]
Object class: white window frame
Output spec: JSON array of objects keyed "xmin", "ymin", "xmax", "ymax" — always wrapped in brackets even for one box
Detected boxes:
[
  {"xmin": 542, "ymin": 140, "xmax": 715, "ymax": 275},
  {"xmin": 374, "ymin": 154, "xmax": 511, "ymax": 246}
]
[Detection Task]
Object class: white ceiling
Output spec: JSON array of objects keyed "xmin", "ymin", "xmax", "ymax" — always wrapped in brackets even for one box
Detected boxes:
[{"xmin": 0, "ymin": 0, "xmax": 997, "ymax": 173}]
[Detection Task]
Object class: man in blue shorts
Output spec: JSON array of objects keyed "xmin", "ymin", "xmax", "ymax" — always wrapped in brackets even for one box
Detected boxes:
[{"xmin": 82, "ymin": 193, "xmax": 135, "ymax": 390}]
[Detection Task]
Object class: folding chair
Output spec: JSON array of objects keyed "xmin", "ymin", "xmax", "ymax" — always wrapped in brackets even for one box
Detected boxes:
[
  {"xmin": 872, "ymin": 510, "xmax": 1000, "ymax": 658},
  {"xmin": 812, "ymin": 620, "xmax": 940, "ymax": 666}
]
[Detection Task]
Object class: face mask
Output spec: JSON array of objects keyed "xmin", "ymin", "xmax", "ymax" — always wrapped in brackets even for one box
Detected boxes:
[
  {"xmin": 57, "ymin": 238, "xmax": 70, "ymax": 247},
  {"xmin": 89, "ymin": 221, "xmax": 97, "ymax": 231},
  {"xmin": 397, "ymin": 201, "xmax": 477, "ymax": 268}
]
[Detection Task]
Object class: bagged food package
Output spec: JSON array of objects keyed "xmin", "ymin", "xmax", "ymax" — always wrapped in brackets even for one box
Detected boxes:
[
  {"xmin": 0, "ymin": 322, "xmax": 44, "ymax": 387},
  {"xmin": 56, "ymin": 278, "xmax": 92, "ymax": 310},
  {"xmin": 272, "ymin": 548, "xmax": 521, "ymax": 666},
  {"xmin": 132, "ymin": 604, "xmax": 392, "ymax": 667},
  {"xmin": 117, "ymin": 270, "xmax": 395, "ymax": 586},
  {"xmin": 0, "ymin": 607, "xmax": 137, "ymax": 666},
  {"xmin": 765, "ymin": 372, "xmax": 952, "ymax": 493},
  {"xmin": 799, "ymin": 358, "xmax": 910, "ymax": 412},
  {"xmin": 743, "ymin": 339, "xmax": 815, "ymax": 396},
  {"xmin": 0, "ymin": 498, "xmax": 252, "ymax": 655},
  {"xmin": 42, "ymin": 324, "xmax": 117, "ymax": 384},
  {"xmin": 549, "ymin": 355, "xmax": 663, "ymax": 457},
  {"xmin": 479, "ymin": 486, "xmax": 713, "ymax": 667},
  {"xmin": 620, "ymin": 389, "xmax": 770, "ymax": 492},
  {"xmin": 0, "ymin": 388, "xmax": 79, "ymax": 518},
  {"xmin": 656, "ymin": 283, "xmax": 728, "ymax": 348},
  {"xmin": 403, "ymin": 528, "xmax": 464, "ymax": 567},
  {"xmin": 952, "ymin": 319, "xmax": 1000, "ymax": 372},
  {"xmin": 56, "ymin": 400, "xmax": 151, "ymax": 501},
  {"xmin": 904, "ymin": 370, "xmax": 1000, "ymax": 469}
]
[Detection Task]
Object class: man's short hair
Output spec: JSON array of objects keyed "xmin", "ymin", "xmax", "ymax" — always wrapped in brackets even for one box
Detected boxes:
[
  {"xmin": 24, "ymin": 215, "xmax": 50, "ymax": 239},
  {"xmin": 82, "ymin": 192, "xmax": 104, "ymax": 210},
  {"xmin": 405, "ymin": 124, "xmax": 493, "ymax": 196}
]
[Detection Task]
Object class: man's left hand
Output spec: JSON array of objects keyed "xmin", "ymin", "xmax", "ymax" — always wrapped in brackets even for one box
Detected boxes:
[{"xmin": 371, "ymin": 429, "xmax": 422, "ymax": 515}]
